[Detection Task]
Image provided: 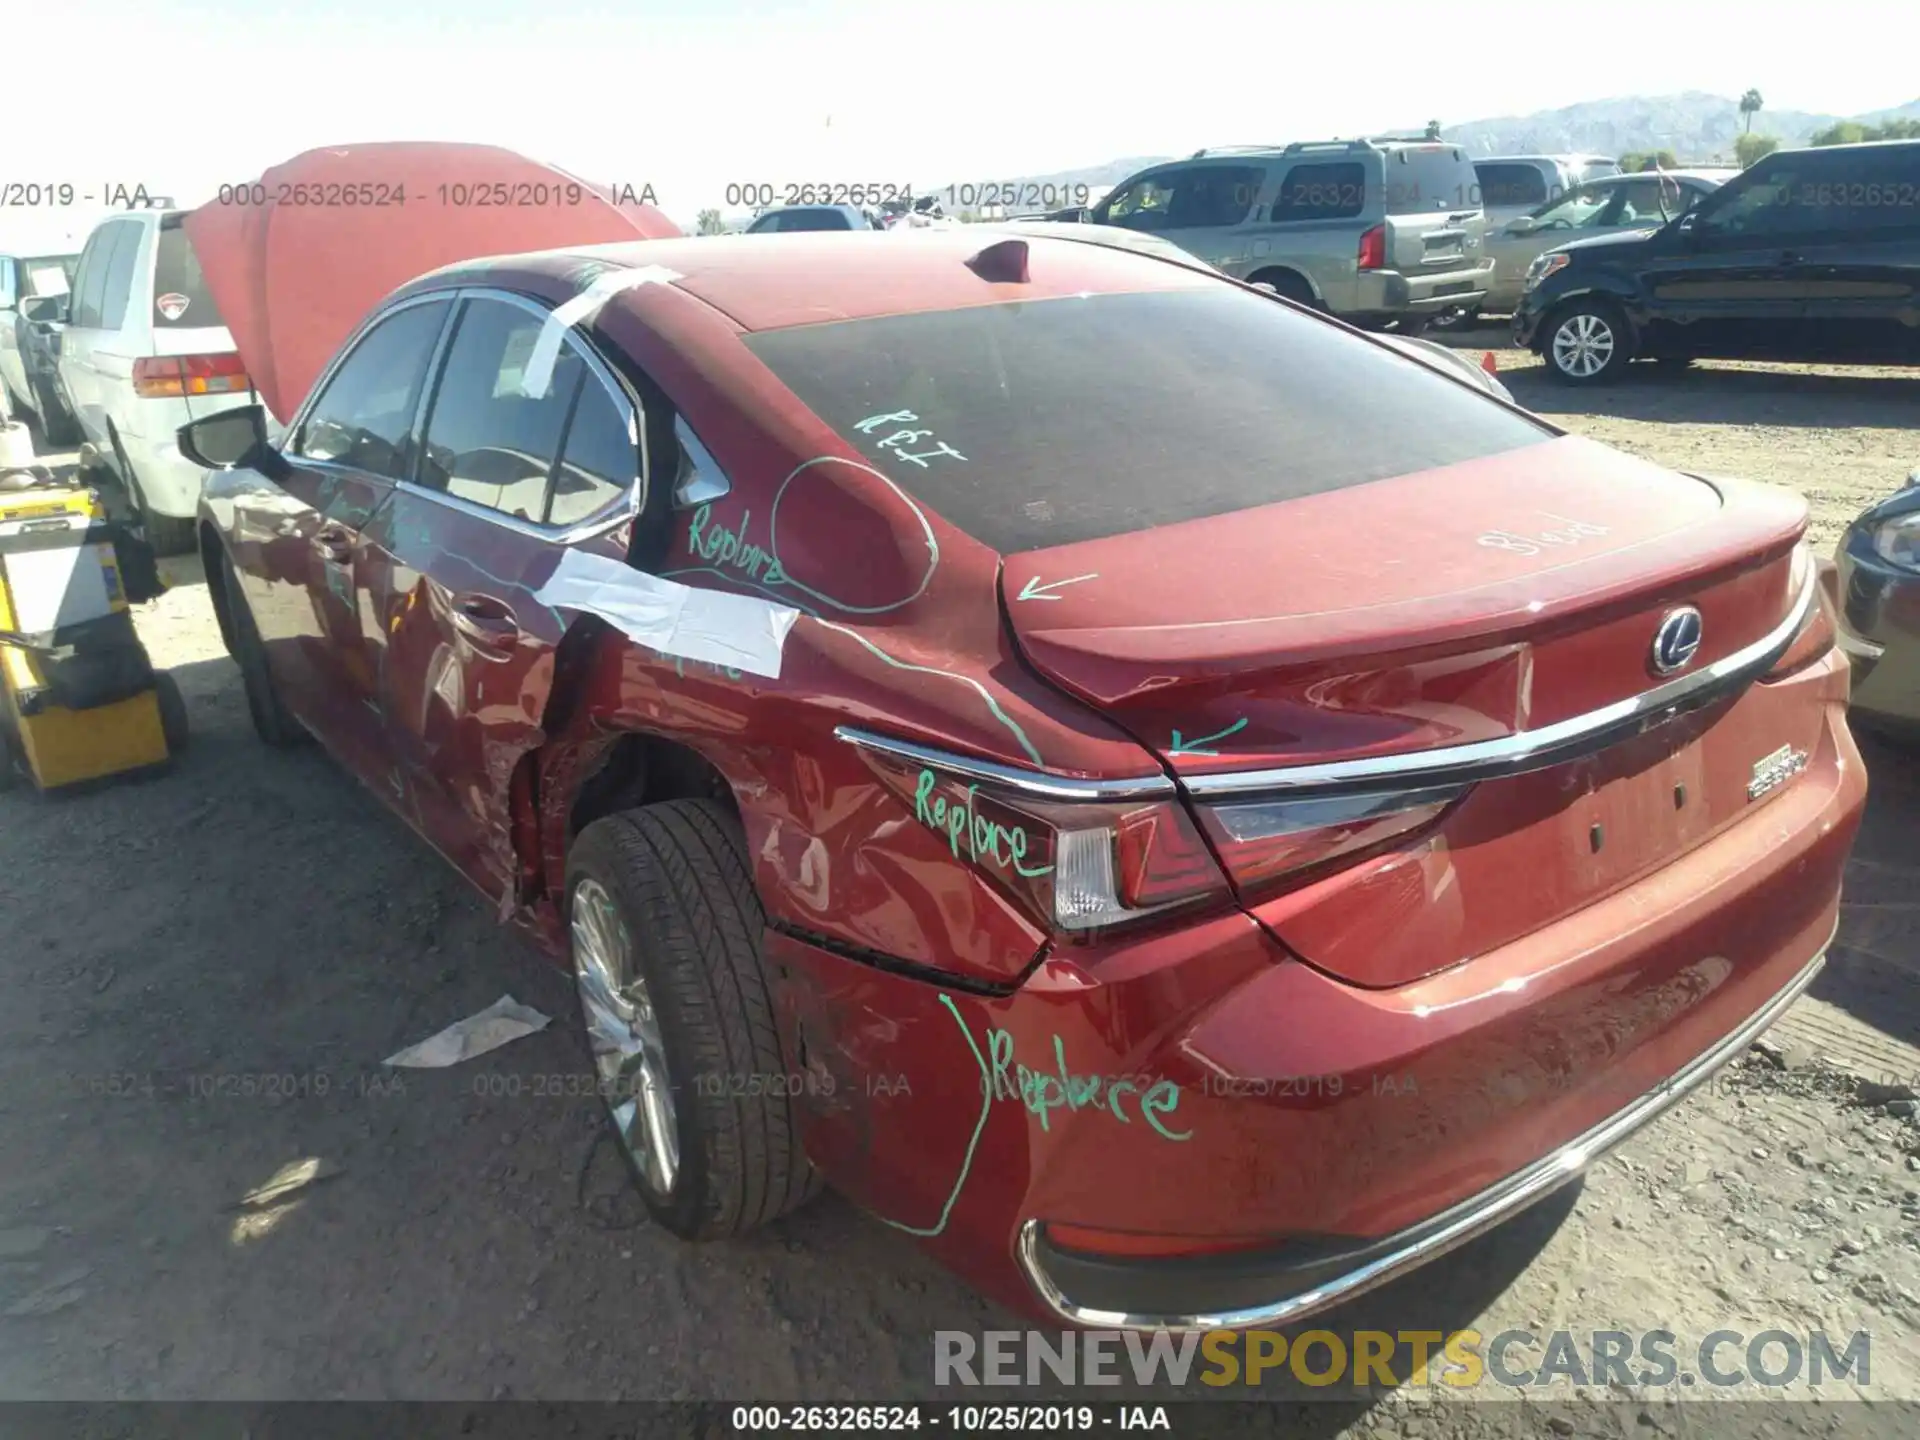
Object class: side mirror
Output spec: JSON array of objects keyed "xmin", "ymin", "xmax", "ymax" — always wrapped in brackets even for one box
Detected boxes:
[
  {"xmin": 178, "ymin": 404, "xmax": 271, "ymax": 471},
  {"xmin": 1507, "ymin": 216, "xmax": 1539, "ymax": 235},
  {"xmin": 1906, "ymin": 467, "xmax": 1920, "ymax": 491},
  {"xmin": 19, "ymin": 295, "xmax": 66, "ymax": 325}
]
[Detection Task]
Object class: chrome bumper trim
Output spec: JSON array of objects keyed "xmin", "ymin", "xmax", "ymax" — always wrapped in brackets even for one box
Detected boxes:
[
  {"xmin": 1181, "ymin": 569, "xmax": 1818, "ymax": 800},
  {"xmin": 1018, "ymin": 943, "xmax": 1828, "ymax": 1333}
]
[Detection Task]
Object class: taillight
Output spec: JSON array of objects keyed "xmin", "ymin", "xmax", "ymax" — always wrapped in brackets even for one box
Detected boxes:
[
  {"xmin": 132, "ymin": 352, "xmax": 248, "ymax": 399},
  {"xmin": 1357, "ymin": 223, "xmax": 1386, "ymax": 271},
  {"xmin": 849, "ymin": 742, "xmax": 1230, "ymax": 937},
  {"xmin": 1193, "ymin": 784, "xmax": 1468, "ymax": 898}
]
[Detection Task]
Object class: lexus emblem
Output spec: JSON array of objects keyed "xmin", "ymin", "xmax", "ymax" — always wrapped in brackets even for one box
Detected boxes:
[{"xmin": 1651, "ymin": 606, "xmax": 1705, "ymax": 675}]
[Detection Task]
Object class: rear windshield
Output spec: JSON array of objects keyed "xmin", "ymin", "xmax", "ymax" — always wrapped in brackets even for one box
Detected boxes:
[
  {"xmin": 744, "ymin": 287, "xmax": 1550, "ymax": 553},
  {"xmin": 1475, "ymin": 162, "xmax": 1554, "ymax": 209},
  {"xmin": 1382, "ymin": 145, "xmax": 1482, "ymax": 214},
  {"xmin": 153, "ymin": 215, "xmax": 223, "ymax": 328}
]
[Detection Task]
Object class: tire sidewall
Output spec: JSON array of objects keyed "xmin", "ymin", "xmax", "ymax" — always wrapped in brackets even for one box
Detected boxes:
[
  {"xmin": 1546, "ymin": 299, "xmax": 1632, "ymax": 383},
  {"xmin": 565, "ymin": 817, "xmax": 731, "ymax": 1238}
]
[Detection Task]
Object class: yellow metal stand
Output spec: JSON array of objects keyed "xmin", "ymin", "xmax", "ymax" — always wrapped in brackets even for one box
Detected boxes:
[{"xmin": 0, "ymin": 478, "xmax": 179, "ymax": 794}]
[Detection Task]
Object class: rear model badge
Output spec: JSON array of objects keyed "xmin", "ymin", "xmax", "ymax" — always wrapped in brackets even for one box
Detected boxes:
[
  {"xmin": 1748, "ymin": 744, "xmax": 1809, "ymax": 801},
  {"xmin": 1650, "ymin": 606, "xmax": 1704, "ymax": 675}
]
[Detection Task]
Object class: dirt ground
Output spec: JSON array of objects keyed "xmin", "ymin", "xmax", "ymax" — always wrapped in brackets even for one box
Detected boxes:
[{"xmin": 2, "ymin": 348, "xmax": 1918, "ymax": 1435}]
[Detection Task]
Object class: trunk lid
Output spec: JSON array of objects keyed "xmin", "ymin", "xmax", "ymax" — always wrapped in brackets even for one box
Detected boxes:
[
  {"xmin": 1380, "ymin": 143, "xmax": 1485, "ymax": 276},
  {"xmin": 1002, "ymin": 435, "xmax": 1813, "ymax": 987}
]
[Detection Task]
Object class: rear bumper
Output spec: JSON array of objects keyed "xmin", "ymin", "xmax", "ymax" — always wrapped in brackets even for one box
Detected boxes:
[
  {"xmin": 1018, "ymin": 941, "xmax": 1827, "ymax": 1329},
  {"xmin": 1337, "ymin": 260, "xmax": 1495, "ymax": 317},
  {"xmin": 771, "ymin": 664, "xmax": 1865, "ymax": 1328}
]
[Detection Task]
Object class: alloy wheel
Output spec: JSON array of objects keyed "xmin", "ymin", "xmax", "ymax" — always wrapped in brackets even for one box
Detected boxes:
[
  {"xmin": 1551, "ymin": 312, "xmax": 1616, "ymax": 378},
  {"xmin": 570, "ymin": 876, "xmax": 680, "ymax": 1196}
]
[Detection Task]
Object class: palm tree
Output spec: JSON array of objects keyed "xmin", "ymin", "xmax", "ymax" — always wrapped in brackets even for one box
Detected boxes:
[{"xmin": 1739, "ymin": 89, "xmax": 1764, "ymax": 134}]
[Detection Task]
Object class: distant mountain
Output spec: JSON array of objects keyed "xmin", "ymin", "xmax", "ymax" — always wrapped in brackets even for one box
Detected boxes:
[{"xmin": 1428, "ymin": 91, "xmax": 1920, "ymax": 162}]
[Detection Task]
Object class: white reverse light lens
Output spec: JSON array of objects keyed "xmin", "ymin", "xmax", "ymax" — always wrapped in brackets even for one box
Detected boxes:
[{"xmin": 1052, "ymin": 827, "xmax": 1127, "ymax": 932}]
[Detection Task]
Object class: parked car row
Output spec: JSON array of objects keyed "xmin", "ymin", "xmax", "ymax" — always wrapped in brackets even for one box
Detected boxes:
[
  {"xmin": 143, "ymin": 138, "xmax": 1876, "ymax": 1329},
  {"xmin": 0, "ymin": 249, "xmax": 81, "ymax": 443}
]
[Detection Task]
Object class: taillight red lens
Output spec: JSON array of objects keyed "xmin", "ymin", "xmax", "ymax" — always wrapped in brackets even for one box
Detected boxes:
[
  {"xmin": 1357, "ymin": 223, "xmax": 1386, "ymax": 271},
  {"xmin": 1194, "ymin": 783, "xmax": 1468, "ymax": 899},
  {"xmin": 132, "ymin": 352, "xmax": 248, "ymax": 399},
  {"xmin": 853, "ymin": 748, "xmax": 1231, "ymax": 938}
]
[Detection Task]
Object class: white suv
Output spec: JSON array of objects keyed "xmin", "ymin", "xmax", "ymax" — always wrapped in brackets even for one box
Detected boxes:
[{"xmin": 57, "ymin": 209, "xmax": 261, "ymax": 551}]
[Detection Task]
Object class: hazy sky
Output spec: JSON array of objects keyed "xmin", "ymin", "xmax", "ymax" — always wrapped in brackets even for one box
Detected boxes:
[{"xmin": 9, "ymin": 0, "xmax": 1915, "ymax": 248}]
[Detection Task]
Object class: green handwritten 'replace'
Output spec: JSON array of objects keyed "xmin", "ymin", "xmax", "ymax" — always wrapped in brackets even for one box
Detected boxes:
[
  {"xmin": 986, "ymin": 1029, "xmax": 1191, "ymax": 1142},
  {"xmin": 913, "ymin": 769, "xmax": 1052, "ymax": 878}
]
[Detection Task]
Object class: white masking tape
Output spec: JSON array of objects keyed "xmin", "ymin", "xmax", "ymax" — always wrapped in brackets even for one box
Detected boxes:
[
  {"xmin": 534, "ymin": 547, "xmax": 799, "ymax": 679},
  {"xmin": 518, "ymin": 265, "xmax": 683, "ymax": 400}
]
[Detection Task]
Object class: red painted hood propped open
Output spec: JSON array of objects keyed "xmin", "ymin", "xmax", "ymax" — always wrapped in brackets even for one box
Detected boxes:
[{"xmin": 183, "ymin": 142, "xmax": 680, "ymax": 424}]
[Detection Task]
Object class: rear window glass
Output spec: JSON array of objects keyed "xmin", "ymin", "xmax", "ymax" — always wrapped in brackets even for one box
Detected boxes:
[
  {"xmin": 1382, "ymin": 145, "xmax": 1481, "ymax": 214},
  {"xmin": 744, "ymin": 287, "xmax": 1550, "ymax": 553},
  {"xmin": 1475, "ymin": 162, "xmax": 1553, "ymax": 209},
  {"xmin": 153, "ymin": 216, "xmax": 223, "ymax": 328}
]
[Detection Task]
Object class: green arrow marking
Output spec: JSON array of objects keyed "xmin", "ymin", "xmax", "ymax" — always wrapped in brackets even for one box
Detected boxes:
[{"xmin": 1169, "ymin": 717, "xmax": 1249, "ymax": 756}]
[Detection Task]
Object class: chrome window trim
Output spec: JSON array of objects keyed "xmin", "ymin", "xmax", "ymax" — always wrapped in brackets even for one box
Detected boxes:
[
  {"xmin": 1181, "ymin": 570, "xmax": 1820, "ymax": 801},
  {"xmin": 833, "ymin": 726, "xmax": 1174, "ymax": 801},
  {"xmin": 287, "ymin": 285, "xmax": 649, "ymax": 549},
  {"xmin": 1017, "ymin": 941, "xmax": 1830, "ymax": 1333}
]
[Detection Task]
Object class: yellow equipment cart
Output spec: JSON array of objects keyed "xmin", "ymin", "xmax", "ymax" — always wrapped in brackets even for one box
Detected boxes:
[{"xmin": 0, "ymin": 470, "xmax": 186, "ymax": 793}]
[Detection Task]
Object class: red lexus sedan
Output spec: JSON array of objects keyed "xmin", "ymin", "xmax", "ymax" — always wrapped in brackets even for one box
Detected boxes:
[{"xmin": 180, "ymin": 225, "xmax": 1865, "ymax": 1330}]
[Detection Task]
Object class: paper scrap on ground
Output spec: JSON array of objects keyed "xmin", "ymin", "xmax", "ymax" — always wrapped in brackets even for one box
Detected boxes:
[
  {"xmin": 534, "ymin": 547, "xmax": 799, "ymax": 679},
  {"xmin": 518, "ymin": 265, "xmax": 683, "ymax": 400},
  {"xmin": 384, "ymin": 995, "xmax": 552, "ymax": 1068}
]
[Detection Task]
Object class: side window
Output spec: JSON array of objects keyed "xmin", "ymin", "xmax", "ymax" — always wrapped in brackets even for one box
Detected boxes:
[
  {"xmin": 293, "ymin": 299, "xmax": 451, "ymax": 478},
  {"xmin": 1613, "ymin": 177, "xmax": 1685, "ymax": 226},
  {"xmin": 1270, "ymin": 162, "xmax": 1366, "ymax": 221},
  {"xmin": 1799, "ymin": 149, "xmax": 1920, "ymax": 233},
  {"xmin": 417, "ymin": 298, "xmax": 585, "ymax": 520},
  {"xmin": 1475, "ymin": 163, "xmax": 1551, "ymax": 210},
  {"xmin": 99, "ymin": 222, "xmax": 145, "ymax": 331},
  {"xmin": 0, "ymin": 259, "xmax": 16, "ymax": 309},
  {"xmin": 1104, "ymin": 171, "xmax": 1179, "ymax": 231},
  {"xmin": 1692, "ymin": 160, "xmax": 1825, "ymax": 239},
  {"xmin": 546, "ymin": 377, "xmax": 638, "ymax": 527},
  {"xmin": 70, "ymin": 225, "xmax": 127, "ymax": 329},
  {"xmin": 1165, "ymin": 166, "xmax": 1263, "ymax": 228}
]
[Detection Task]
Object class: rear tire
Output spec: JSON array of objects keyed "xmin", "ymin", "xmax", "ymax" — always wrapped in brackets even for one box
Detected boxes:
[
  {"xmin": 566, "ymin": 800, "xmax": 822, "ymax": 1240},
  {"xmin": 30, "ymin": 378, "xmax": 80, "ymax": 447},
  {"xmin": 219, "ymin": 547, "xmax": 305, "ymax": 748},
  {"xmin": 1251, "ymin": 271, "xmax": 1317, "ymax": 308},
  {"xmin": 1543, "ymin": 299, "xmax": 1633, "ymax": 384}
]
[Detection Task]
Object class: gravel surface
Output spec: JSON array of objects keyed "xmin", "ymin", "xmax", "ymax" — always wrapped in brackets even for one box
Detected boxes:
[{"xmin": 1, "ymin": 357, "xmax": 1917, "ymax": 1434}]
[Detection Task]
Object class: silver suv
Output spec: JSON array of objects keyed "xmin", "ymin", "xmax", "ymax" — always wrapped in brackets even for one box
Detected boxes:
[
  {"xmin": 1472, "ymin": 155, "xmax": 1621, "ymax": 226},
  {"xmin": 1086, "ymin": 139, "xmax": 1495, "ymax": 330}
]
